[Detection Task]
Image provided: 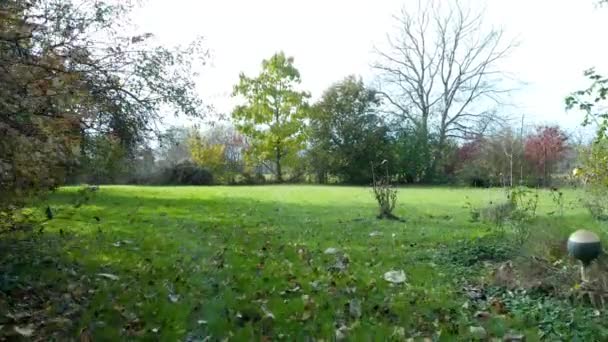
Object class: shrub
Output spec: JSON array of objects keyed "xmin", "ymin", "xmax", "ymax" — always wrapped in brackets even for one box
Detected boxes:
[
  {"xmin": 480, "ymin": 201, "xmax": 514, "ymax": 228},
  {"xmin": 582, "ymin": 188, "xmax": 608, "ymax": 221},
  {"xmin": 162, "ymin": 162, "xmax": 214, "ymax": 185},
  {"xmin": 238, "ymin": 172, "xmax": 266, "ymax": 185},
  {"xmin": 468, "ymin": 187, "xmax": 539, "ymax": 244},
  {"xmin": 371, "ymin": 161, "xmax": 399, "ymax": 220}
]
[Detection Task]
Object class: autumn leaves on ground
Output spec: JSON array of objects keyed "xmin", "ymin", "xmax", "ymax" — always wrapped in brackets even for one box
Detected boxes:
[{"xmin": 1, "ymin": 186, "xmax": 607, "ymax": 341}]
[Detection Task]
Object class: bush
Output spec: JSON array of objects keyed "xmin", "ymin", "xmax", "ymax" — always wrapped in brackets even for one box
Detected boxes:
[
  {"xmin": 162, "ymin": 162, "xmax": 214, "ymax": 185},
  {"xmin": 371, "ymin": 161, "xmax": 399, "ymax": 220},
  {"xmin": 582, "ymin": 188, "xmax": 608, "ymax": 221},
  {"xmin": 239, "ymin": 172, "xmax": 266, "ymax": 185}
]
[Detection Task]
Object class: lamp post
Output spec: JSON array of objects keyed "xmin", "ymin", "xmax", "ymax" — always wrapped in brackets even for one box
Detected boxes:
[{"xmin": 567, "ymin": 230, "xmax": 601, "ymax": 282}]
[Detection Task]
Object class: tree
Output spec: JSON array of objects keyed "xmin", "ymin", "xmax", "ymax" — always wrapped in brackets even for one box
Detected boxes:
[
  {"xmin": 199, "ymin": 125, "xmax": 248, "ymax": 183},
  {"xmin": 524, "ymin": 126, "xmax": 568, "ymax": 186},
  {"xmin": 309, "ymin": 76, "xmax": 392, "ymax": 184},
  {"xmin": 566, "ymin": 69, "xmax": 608, "ymax": 142},
  {"xmin": 157, "ymin": 126, "xmax": 192, "ymax": 168},
  {"xmin": 232, "ymin": 52, "xmax": 309, "ymax": 182},
  {"xmin": 373, "ymin": 0, "xmax": 514, "ymax": 181},
  {"xmin": 0, "ymin": 0, "xmax": 206, "ymax": 206},
  {"xmin": 392, "ymin": 126, "xmax": 436, "ymax": 183},
  {"xmin": 188, "ymin": 129, "xmax": 226, "ymax": 176}
]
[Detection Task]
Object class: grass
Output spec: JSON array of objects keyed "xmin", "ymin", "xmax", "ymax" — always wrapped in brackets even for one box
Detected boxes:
[{"xmin": 1, "ymin": 185, "xmax": 607, "ymax": 340}]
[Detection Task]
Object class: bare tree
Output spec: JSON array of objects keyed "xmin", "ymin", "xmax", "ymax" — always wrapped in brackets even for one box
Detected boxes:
[{"xmin": 373, "ymin": 0, "xmax": 515, "ymax": 179}]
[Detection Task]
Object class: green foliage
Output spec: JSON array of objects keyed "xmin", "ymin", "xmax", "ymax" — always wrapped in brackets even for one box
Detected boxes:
[
  {"xmin": 508, "ymin": 186, "xmax": 539, "ymax": 220},
  {"xmin": 0, "ymin": 0, "xmax": 206, "ymax": 207},
  {"xmin": 479, "ymin": 201, "xmax": 514, "ymax": 229},
  {"xmin": 567, "ymin": 70, "xmax": 608, "ymax": 220},
  {"xmin": 440, "ymin": 235, "xmax": 514, "ymax": 267},
  {"xmin": 463, "ymin": 196, "xmax": 481, "ymax": 222},
  {"xmin": 467, "ymin": 186, "xmax": 538, "ymax": 244},
  {"xmin": 157, "ymin": 126, "xmax": 192, "ymax": 168},
  {"xmin": 0, "ymin": 206, "xmax": 40, "ymax": 234},
  {"xmin": 566, "ymin": 68, "xmax": 608, "ymax": 142},
  {"xmin": 78, "ymin": 135, "xmax": 129, "ymax": 184},
  {"xmin": 490, "ymin": 288, "xmax": 607, "ymax": 340},
  {"xmin": 549, "ymin": 188, "xmax": 565, "ymax": 217},
  {"xmin": 371, "ymin": 161, "xmax": 398, "ymax": 219},
  {"xmin": 162, "ymin": 162, "xmax": 214, "ymax": 185},
  {"xmin": 232, "ymin": 52, "xmax": 310, "ymax": 182},
  {"xmin": 309, "ymin": 76, "xmax": 392, "ymax": 184},
  {"xmin": 506, "ymin": 187, "xmax": 539, "ymax": 245},
  {"xmin": 392, "ymin": 128, "xmax": 433, "ymax": 183},
  {"xmin": 188, "ymin": 130, "xmax": 226, "ymax": 175},
  {"xmin": 582, "ymin": 187, "xmax": 608, "ymax": 221}
]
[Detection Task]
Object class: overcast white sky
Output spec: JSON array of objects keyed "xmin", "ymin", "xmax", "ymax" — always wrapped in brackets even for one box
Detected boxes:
[{"xmin": 133, "ymin": 0, "xmax": 608, "ymax": 130}]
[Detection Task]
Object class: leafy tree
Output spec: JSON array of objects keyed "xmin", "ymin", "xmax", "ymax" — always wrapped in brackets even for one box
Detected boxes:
[
  {"xmin": 188, "ymin": 130, "xmax": 226, "ymax": 176},
  {"xmin": 309, "ymin": 76, "xmax": 392, "ymax": 184},
  {"xmin": 524, "ymin": 126, "xmax": 568, "ymax": 186},
  {"xmin": 567, "ymin": 70, "xmax": 608, "ymax": 189},
  {"xmin": 373, "ymin": 0, "xmax": 514, "ymax": 181},
  {"xmin": 157, "ymin": 126, "xmax": 192, "ymax": 168},
  {"xmin": 453, "ymin": 128, "xmax": 528, "ymax": 187},
  {"xmin": 0, "ymin": 0, "xmax": 206, "ymax": 206},
  {"xmin": 232, "ymin": 52, "xmax": 309, "ymax": 182},
  {"xmin": 392, "ymin": 127, "xmax": 435, "ymax": 183},
  {"xmin": 566, "ymin": 69, "xmax": 608, "ymax": 142},
  {"xmin": 198, "ymin": 125, "xmax": 248, "ymax": 183},
  {"xmin": 79, "ymin": 135, "xmax": 129, "ymax": 184}
]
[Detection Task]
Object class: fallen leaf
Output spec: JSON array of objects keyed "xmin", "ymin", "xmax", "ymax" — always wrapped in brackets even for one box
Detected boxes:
[
  {"xmin": 14, "ymin": 324, "xmax": 34, "ymax": 337},
  {"xmin": 490, "ymin": 298, "xmax": 508, "ymax": 314},
  {"xmin": 97, "ymin": 273, "xmax": 119, "ymax": 281},
  {"xmin": 384, "ymin": 270, "xmax": 407, "ymax": 284},
  {"xmin": 474, "ymin": 311, "xmax": 491, "ymax": 320},
  {"xmin": 261, "ymin": 304, "xmax": 275, "ymax": 320},
  {"xmin": 80, "ymin": 327, "xmax": 93, "ymax": 342},
  {"xmin": 324, "ymin": 247, "xmax": 339, "ymax": 254},
  {"xmin": 328, "ymin": 255, "xmax": 349, "ymax": 273},
  {"xmin": 391, "ymin": 327, "xmax": 405, "ymax": 339},
  {"xmin": 462, "ymin": 285, "xmax": 486, "ymax": 301},
  {"xmin": 503, "ymin": 332, "xmax": 525, "ymax": 341},
  {"xmin": 301, "ymin": 310, "xmax": 312, "ymax": 321},
  {"xmin": 469, "ymin": 326, "xmax": 487, "ymax": 340},
  {"xmin": 6, "ymin": 311, "xmax": 31, "ymax": 321},
  {"xmin": 335, "ymin": 324, "xmax": 348, "ymax": 341},
  {"xmin": 349, "ymin": 299, "xmax": 362, "ymax": 318},
  {"xmin": 168, "ymin": 293, "xmax": 180, "ymax": 303}
]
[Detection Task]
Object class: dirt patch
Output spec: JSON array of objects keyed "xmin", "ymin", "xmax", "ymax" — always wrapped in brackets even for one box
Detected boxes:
[{"xmin": 492, "ymin": 253, "xmax": 608, "ymax": 306}]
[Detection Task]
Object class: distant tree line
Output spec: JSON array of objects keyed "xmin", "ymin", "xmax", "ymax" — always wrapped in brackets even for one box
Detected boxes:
[{"xmin": 0, "ymin": 0, "xmax": 593, "ymax": 213}]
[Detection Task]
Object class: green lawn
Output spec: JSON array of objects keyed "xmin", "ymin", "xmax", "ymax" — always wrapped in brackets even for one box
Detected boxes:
[{"xmin": 1, "ymin": 186, "xmax": 607, "ymax": 340}]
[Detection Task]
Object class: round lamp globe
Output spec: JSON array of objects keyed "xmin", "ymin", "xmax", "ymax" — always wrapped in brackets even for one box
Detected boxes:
[{"xmin": 567, "ymin": 229, "xmax": 601, "ymax": 266}]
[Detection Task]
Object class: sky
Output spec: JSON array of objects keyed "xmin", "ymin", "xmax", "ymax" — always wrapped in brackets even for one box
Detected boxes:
[{"xmin": 133, "ymin": 0, "xmax": 608, "ymax": 130}]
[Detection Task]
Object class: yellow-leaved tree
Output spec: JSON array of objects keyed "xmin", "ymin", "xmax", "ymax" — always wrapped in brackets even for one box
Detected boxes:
[{"xmin": 188, "ymin": 130, "xmax": 226, "ymax": 177}]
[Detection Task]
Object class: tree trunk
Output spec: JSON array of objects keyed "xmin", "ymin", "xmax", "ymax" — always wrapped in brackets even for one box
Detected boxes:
[
  {"xmin": 273, "ymin": 100, "xmax": 283, "ymax": 183},
  {"xmin": 275, "ymin": 143, "xmax": 282, "ymax": 183}
]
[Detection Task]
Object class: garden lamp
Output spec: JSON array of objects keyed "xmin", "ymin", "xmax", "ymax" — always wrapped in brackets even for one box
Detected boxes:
[{"xmin": 567, "ymin": 229, "xmax": 601, "ymax": 282}]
